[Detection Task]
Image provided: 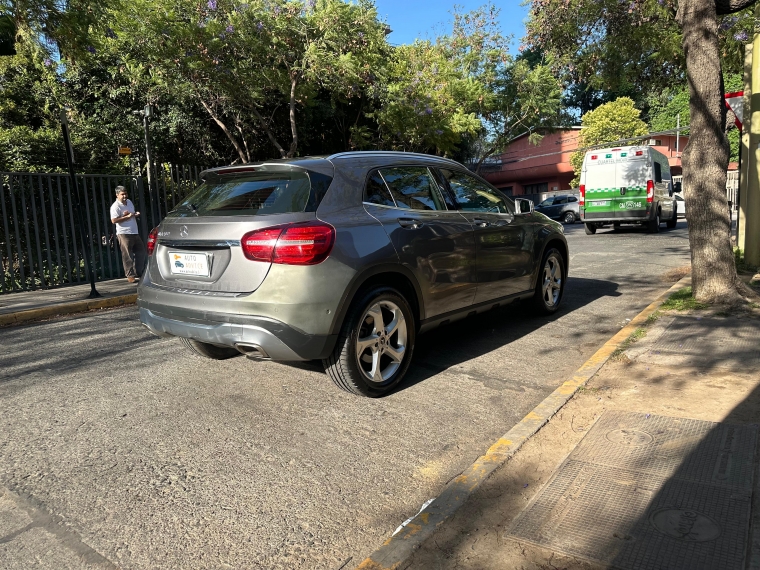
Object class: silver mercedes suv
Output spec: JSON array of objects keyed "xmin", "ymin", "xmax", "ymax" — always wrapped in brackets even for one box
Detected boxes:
[{"xmin": 138, "ymin": 152, "xmax": 568, "ymax": 397}]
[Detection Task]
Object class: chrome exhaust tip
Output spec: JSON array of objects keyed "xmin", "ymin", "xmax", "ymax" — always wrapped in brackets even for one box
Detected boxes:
[{"xmin": 235, "ymin": 343, "xmax": 270, "ymax": 360}]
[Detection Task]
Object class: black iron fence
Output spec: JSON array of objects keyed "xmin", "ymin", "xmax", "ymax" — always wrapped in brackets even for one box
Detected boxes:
[{"xmin": 0, "ymin": 164, "xmax": 206, "ymax": 294}]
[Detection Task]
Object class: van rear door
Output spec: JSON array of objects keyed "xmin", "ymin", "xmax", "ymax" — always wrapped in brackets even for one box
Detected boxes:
[
  {"xmin": 582, "ymin": 151, "xmax": 618, "ymax": 220},
  {"xmin": 583, "ymin": 149, "xmax": 648, "ymax": 220},
  {"xmin": 615, "ymin": 148, "xmax": 648, "ymax": 217}
]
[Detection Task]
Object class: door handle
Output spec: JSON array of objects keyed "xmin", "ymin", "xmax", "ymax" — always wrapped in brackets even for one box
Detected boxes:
[
  {"xmin": 398, "ymin": 218, "xmax": 424, "ymax": 229},
  {"xmin": 473, "ymin": 218, "xmax": 491, "ymax": 228}
]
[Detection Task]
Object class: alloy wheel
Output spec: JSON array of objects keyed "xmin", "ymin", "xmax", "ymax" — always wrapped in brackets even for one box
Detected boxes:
[
  {"xmin": 542, "ymin": 255, "xmax": 562, "ymax": 307},
  {"xmin": 355, "ymin": 300, "xmax": 408, "ymax": 384}
]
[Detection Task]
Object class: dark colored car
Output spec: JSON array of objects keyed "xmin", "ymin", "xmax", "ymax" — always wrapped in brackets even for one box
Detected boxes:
[
  {"xmin": 534, "ymin": 194, "xmax": 580, "ymax": 224},
  {"xmin": 138, "ymin": 152, "xmax": 568, "ymax": 397}
]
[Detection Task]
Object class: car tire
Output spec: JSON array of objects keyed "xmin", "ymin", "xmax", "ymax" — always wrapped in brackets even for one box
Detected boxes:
[
  {"xmin": 666, "ymin": 204, "xmax": 677, "ymax": 229},
  {"xmin": 532, "ymin": 247, "xmax": 565, "ymax": 315},
  {"xmin": 648, "ymin": 210, "xmax": 661, "ymax": 233},
  {"xmin": 179, "ymin": 337, "xmax": 240, "ymax": 359},
  {"xmin": 563, "ymin": 211, "xmax": 575, "ymax": 224},
  {"xmin": 584, "ymin": 223, "xmax": 596, "ymax": 235},
  {"xmin": 323, "ymin": 286, "xmax": 416, "ymax": 397}
]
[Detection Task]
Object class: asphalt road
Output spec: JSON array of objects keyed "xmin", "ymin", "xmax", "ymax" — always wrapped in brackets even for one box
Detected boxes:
[{"xmin": 0, "ymin": 221, "xmax": 692, "ymax": 570}]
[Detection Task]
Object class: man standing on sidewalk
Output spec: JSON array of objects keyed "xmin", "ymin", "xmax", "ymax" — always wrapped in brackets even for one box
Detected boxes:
[{"xmin": 110, "ymin": 186, "xmax": 145, "ymax": 283}]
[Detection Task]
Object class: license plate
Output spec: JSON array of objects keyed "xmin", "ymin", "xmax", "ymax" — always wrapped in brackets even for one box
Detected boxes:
[
  {"xmin": 592, "ymin": 200, "xmax": 610, "ymax": 206},
  {"xmin": 169, "ymin": 252, "xmax": 211, "ymax": 276}
]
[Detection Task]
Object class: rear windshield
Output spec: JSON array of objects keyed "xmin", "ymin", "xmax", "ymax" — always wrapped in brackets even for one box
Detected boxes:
[{"xmin": 169, "ymin": 167, "xmax": 332, "ymax": 217}]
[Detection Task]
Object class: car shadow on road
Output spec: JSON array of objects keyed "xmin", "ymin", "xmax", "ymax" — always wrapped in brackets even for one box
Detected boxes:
[{"xmin": 392, "ymin": 276, "xmax": 623, "ymax": 394}]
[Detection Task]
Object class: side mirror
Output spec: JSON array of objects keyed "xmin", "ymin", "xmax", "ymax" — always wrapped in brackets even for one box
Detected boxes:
[
  {"xmin": 515, "ymin": 198, "xmax": 534, "ymax": 215},
  {"xmin": 673, "ymin": 181, "xmax": 682, "ymax": 193}
]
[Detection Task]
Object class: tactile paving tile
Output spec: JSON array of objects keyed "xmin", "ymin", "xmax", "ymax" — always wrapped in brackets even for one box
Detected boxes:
[{"xmin": 508, "ymin": 411, "xmax": 757, "ymax": 569}]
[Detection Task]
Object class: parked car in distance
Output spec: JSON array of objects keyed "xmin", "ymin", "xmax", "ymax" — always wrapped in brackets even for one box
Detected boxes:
[
  {"xmin": 138, "ymin": 151, "xmax": 568, "ymax": 397},
  {"xmin": 534, "ymin": 194, "xmax": 580, "ymax": 224}
]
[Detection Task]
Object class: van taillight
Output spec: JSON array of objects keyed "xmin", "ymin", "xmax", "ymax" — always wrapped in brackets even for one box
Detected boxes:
[
  {"xmin": 646, "ymin": 180, "xmax": 654, "ymax": 203},
  {"xmin": 242, "ymin": 222, "xmax": 335, "ymax": 265},
  {"xmin": 579, "ymin": 185, "xmax": 585, "ymax": 206},
  {"xmin": 147, "ymin": 227, "xmax": 159, "ymax": 256}
]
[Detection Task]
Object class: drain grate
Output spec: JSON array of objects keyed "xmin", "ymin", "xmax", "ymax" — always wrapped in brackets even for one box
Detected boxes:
[{"xmin": 509, "ymin": 411, "xmax": 757, "ymax": 569}]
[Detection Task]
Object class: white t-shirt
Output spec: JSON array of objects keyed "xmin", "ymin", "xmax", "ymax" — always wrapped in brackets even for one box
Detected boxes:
[{"xmin": 110, "ymin": 199, "xmax": 139, "ymax": 235}]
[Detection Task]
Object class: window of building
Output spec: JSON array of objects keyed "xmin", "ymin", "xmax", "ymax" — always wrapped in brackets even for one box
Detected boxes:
[{"xmin": 523, "ymin": 182, "xmax": 549, "ymax": 194}]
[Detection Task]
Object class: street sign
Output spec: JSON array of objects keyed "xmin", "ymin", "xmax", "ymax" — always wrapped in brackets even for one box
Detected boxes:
[
  {"xmin": 117, "ymin": 146, "xmax": 132, "ymax": 156},
  {"xmin": 725, "ymin": 91, "xmax": 744, "ymax": 130}
]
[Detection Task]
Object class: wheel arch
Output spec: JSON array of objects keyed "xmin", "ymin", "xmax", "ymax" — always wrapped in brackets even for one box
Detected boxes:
[
  {"xmin": 534, "ymin": 234, "xmax": 569, "ymax": 289},
  {"xmin": 328, "ymin": 265, "xmax": 424, "ymax": 335}
]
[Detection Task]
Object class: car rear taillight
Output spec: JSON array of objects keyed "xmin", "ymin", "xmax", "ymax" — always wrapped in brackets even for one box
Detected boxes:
[
  {"xmin": 646, "ymin": 180, "xmax": 654, "ymax": 203},
  {"xmin": 242, "ymin": 222, "xmax": 335, "ymax": 265},
  {"xmin": 579, "ymin": 184, "xmax": 585, "ymax": 206},
  {"xmin": 147, "ymin": 226, "xmax": 159, "ymax": 256}
]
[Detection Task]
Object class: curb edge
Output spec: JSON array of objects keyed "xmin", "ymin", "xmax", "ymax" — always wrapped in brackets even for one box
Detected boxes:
[
  {"xmin": 355, "ymin": 275, "xmax": 692, "ymax": 570},
  {"xmin": 0, "ymin": 294, "xmax": 138, "ymax": 327}
]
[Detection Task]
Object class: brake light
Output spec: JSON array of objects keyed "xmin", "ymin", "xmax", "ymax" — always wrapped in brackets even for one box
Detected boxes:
[
  {"xmin": 242, "ymin": 222, "xmax": 335, "ymax": 265},
  {"xmin": 590, "ymin": 155, "xmax": 598, "ymax": 160},
  {"xmin": 579, "ymin": 184, "xmax": 585, "ymax": 206},
  {"xmin": 646, "ymin": 180, "xmax": 654, "ymax": 203},
  {"xmin": 636, "ymin": 150, "xmax": 644, "ymax": 156},
  {"xmin": 147, "ymin": 226, "xmax": 159, "ymax": 256}
]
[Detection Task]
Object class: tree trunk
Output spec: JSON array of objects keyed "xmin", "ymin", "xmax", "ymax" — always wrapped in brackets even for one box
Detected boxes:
[
  {"xmin": 287, "ymin": 72, "xmax": 298, "ymax": 158},
  {"xmin": 199, "ymin": 99, "xmax": 248, "ymax": 164},
  {"xmin": 678, "ymin": 0, "xmax": 741, "ymax": 302},
  {"xmin": 250, "ymin": 107, "xmax": 288, "ymax": 159}
]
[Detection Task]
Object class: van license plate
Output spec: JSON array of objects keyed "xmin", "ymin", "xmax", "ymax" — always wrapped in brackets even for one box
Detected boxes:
[
  {"xmin": 169, "ymin": 252, "xmax": 210, "ymax": 277},
  {"xmin": 592, "ymin": 200, "xmax": 610, "ymax": 206}
]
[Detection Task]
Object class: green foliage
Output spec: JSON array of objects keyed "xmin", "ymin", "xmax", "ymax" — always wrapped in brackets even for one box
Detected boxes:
[
  {"xmin": 110, "ymin": 0, "xmax": 389, "ymax": 160},
  {"xmin": 527, "ymin": 0, "xmax": 752, "ymax": 98},
  {"xmin": 569, "ymin": 97, "xmax": 649, "ymax": 184},
  {"xmin": 660, "ymin": 287, "xmax": 708, "ymax": 311}
]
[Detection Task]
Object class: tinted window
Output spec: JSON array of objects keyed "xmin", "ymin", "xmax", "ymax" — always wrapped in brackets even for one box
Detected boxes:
[
  {"xmin": 568, "ymin": 196, "xmax": 578, "ymax": 202},
  {"xmin": 537, "ymin": 199, "xmax": 554, "ymax": 207},
  {"xmin": 554, "ymin": 197, "xmax": 568, "ymax": 205},
  {"xmin": 172, "ymin": 168, "xmax": 332, "ymax": 217},
  {"xmin": 439, "ymin": 169, "xmax": 510, "ymax": 214},
  {"xmin": 379, "ymin": 167, "xmax": 447, "ymax": 211},
  {"xmin": 364, "ymin": 171, "xmax": 396, "ymax": 207},
  {"xmin": 654, "ymin": 162, "xmax": 662, "ymax": 183}
]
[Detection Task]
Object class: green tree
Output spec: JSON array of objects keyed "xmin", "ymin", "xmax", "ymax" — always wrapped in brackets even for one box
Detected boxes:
[
  {"xmin": 568, "ymin": 97, "xmax": 649, "ymax": 185},
  {"xmin": 111, "ymin": 0, "xmax": 389, "ymax": 161},
  {"xmin": 527, "ymin": 0, "xmax": 758, "ymax": 303}
]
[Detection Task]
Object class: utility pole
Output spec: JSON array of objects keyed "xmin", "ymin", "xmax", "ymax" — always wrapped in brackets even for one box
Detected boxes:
[
  {"xmin": 676, "ymin": 114, "xmax": 680, "ymax": 156},
  {"xmin": 60, "ymin": 109, "xmax": 100, "ymax": 298}
]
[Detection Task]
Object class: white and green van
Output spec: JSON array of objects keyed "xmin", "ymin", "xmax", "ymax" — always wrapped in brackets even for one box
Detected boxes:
[{"xmin": 579, "ymin": 146, "xmax": 681, "ymax": 234}]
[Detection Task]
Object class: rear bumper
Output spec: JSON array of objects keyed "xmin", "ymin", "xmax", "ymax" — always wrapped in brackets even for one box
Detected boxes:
[
  {"xmin": 138, "ymin": 303, "xmax": 337, "ymax": 361},
  {"xmin": 582, "ymin": 208, "xmax": 654, "ymax": 223}
]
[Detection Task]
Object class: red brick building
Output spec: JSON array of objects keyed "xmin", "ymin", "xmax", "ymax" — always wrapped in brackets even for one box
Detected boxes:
[{"xmin": 481, "ymin": 128, "xmax": 690, "ymax": 196}]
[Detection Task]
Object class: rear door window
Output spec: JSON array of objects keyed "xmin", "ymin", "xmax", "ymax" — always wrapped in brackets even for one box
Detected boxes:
[
  {"xmin": 364, "ymin": 171, "xmax": 396, "ymax": 206},
  {"xmin": 439, "ymin": 169, "xmax": 511, "ymax": 213},
  {"xmin": 554, "ymin": 197, "xmax": 568, "ymax": 205},
  {"xmin": 654, "ymin": 162, "xmax": 662, "ymax": 183},
  {"xmin": 378, "ymin": 167, "xmax": 447, "ymax": 211},
  {"xmin": 172, "ymin": 167, "xmax": 332, "ymax": 217}
]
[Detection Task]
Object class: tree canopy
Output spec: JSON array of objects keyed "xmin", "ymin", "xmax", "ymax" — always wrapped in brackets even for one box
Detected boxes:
[{"xmin": 569, "ymin": 97, "xmax": 649, "ymax": 185}]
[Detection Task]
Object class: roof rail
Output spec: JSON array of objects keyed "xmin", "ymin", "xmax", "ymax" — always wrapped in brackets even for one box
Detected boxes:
[{"xmin": 327, "ymin": 150, "xmax": 462, "ymax": 165}]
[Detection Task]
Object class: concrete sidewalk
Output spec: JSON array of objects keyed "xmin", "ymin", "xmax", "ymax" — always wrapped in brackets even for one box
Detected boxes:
[
  {"xmin": 0, "ymin": 279, "xmax": 138, "ymax": 327},
  {"xmin": 362, "ymin": 280, "xmax": 760, "ymax": 570}
]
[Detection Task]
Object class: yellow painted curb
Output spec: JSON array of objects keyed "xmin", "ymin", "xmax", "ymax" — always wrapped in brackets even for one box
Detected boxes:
[
  {"xmin": 356, "ymin": 275, "xmax": 692, "ymax": 570},
  {"xmin": 0, "ymin": 294, "xmax": 138, "ymax": 327}
]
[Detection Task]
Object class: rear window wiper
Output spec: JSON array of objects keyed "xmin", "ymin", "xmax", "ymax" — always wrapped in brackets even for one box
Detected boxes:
[{"xmin": 175, "ymin": 203, "xmax": 199, "ymax": 216}]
